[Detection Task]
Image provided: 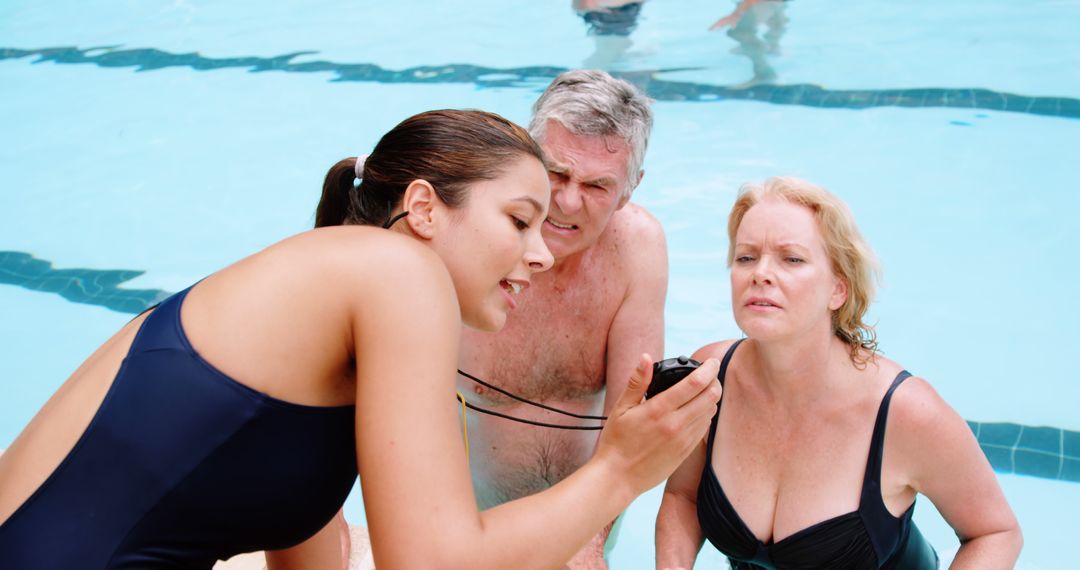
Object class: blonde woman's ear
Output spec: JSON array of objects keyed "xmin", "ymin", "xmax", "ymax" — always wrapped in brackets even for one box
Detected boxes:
[{"xmin": 830, "ymin": 277, "xmax": 849, "ymax": 311}]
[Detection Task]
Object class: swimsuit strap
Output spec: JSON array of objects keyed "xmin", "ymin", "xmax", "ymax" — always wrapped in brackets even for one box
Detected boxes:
[
  {"xmin": 863, "ymin": 370, "xmax": 913, "ymax": 487},
  {"xmin": 717, "ymin": 339, "xmax": 744, "ymax": 389},
  {"xmin": 706, "ymin": 339, "xmax": 745, "ymax": 452},
  {"xmin": 858, "ymin": 370, "xmax": 915, "ymax": 563},
  {"xmin": 126, "ymin": 285, "xmax": 196, "ymax": 354}
]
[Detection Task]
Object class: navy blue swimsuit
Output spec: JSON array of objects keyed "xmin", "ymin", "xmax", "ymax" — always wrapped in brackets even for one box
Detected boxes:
[
  {"xmin": 0, "ymin": 286, "xmax": 358, "ymax": 569},
  {"xmin": 696, "ymin": 340, "xmax": 938, "ymax": 569}
]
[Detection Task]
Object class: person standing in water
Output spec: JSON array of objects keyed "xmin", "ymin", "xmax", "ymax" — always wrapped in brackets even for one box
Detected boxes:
[
  {"xmin": 655, "ymin": 177, "xmax": 1021, "ymax": 569},
  {"xmin": 455, "ymin": 70, "xmax": 667, "ymax": 568}
]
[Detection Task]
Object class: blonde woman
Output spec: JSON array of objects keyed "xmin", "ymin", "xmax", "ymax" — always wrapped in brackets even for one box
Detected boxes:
[{"xmin": 655, "ymin": 177, "xmax": 1021, "ymax": 569}]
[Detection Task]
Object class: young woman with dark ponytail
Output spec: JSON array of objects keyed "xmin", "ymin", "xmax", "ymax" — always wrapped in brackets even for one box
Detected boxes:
[{"xmin": 0, "ymin": 109, "xmax": 723, "ymax": 569}]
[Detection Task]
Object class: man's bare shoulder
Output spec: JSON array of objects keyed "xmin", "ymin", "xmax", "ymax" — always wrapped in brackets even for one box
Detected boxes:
[
  {"xmin": 604, "ymin": 202, "xmax": 665, "ymax": 245},
  {"xmin": 600, "ymin": 202, "xmax": 667, "ymax": 266}
]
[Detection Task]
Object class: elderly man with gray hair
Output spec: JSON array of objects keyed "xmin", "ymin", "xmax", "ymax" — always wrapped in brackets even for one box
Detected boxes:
[{"xmin": 458, "ymin": 69, "xmax": 667, "ymax": 569}]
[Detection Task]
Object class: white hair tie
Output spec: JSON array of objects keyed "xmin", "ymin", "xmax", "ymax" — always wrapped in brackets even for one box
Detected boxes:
[{"xmin": 354, "ymin": 154, "xmax": 370, "ymax": 181}]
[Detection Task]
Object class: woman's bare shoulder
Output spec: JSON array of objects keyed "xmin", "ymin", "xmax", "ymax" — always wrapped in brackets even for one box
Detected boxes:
[
  {"xmin": 295, "ymin": 228, "xmax": 456, "ymax": 312},
  {"xmin": 887, "ymin": 372, "xmax": 954, "ymax": 430},
  {"xmin": 692, "ymin": 339, "xmax": 743, "ymax": 362},
  {"xmin": 190, "ymin": 227, "xmax": 456, "ymax": 338},
  {"xmin": 882, "ymin": 366, "xmax": 975, "ymax": 470},
  {"xmin": 288, "ymin": 226, "xmax": 438, "ymax": 265},
  {"xmin": 242, "ymin": 227, "xmax": 450, "ymax": 290},
  {"xmin": 868, "ymin": 353, "xmax": 944, "ymax": 423}
]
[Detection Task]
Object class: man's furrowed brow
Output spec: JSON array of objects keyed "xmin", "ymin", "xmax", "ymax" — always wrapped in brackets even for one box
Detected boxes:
[{"xmin": 585, "ymin": 176, "xmax": 617, "ymax": 189}]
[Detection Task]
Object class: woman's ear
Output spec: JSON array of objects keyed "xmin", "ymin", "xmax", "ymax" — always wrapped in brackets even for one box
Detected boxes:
[
  {"xmin": 401, "ymin": 179, "xmax": 440, "ymax": 239},
  {"xmin": 829, "ymin": 277, "xmax": 849, "ymax": 311}
]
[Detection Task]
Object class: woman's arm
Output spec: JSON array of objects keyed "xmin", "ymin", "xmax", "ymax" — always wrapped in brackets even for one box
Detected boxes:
[
  {"xmin": 349, "ymin": 238, "xmax": 723, "ymax": 570},
  {"xmin": 654, "ymin": 340, "xmax": 733, "ymax": 569},
  {"xmin": 655, "ymin": 439, "xmax": 708, "ymax": 569},
  {"xmin": 890, "ymin": 377, "xmax": 1022, "ymax": 569}
]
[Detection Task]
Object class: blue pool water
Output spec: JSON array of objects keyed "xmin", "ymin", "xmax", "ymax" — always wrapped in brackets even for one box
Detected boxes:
[{"xmin": 2, "ymin": 0, "xmax": 1078, "ymax": 567}]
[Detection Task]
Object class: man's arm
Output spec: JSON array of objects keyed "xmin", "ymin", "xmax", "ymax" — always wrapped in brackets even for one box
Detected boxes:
[
  {"xmin": 554, "ymin": 204, "xmax": 667, "ymax": 570},
  {"xmin": 568, "ymin": 204, "xmax": 666, "ymax": 569},
  {"xmin": 603, "ymin": 203, "xmax": 668, "ymax": 416}
]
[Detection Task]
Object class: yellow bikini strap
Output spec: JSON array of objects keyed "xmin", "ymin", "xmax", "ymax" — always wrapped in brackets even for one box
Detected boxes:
[{"xmin": 455, "ymin": 391, "xmax": 469, "ymax": 466}]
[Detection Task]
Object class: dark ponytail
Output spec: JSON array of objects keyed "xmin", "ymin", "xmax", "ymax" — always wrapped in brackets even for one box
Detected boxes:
[
  {"xmin": 315, "ymin": 109, "xmax": 545, "ymax": 228},
  {"xmin": 316, "ymin": 158, "xmax": 360, "ymax": 228}
]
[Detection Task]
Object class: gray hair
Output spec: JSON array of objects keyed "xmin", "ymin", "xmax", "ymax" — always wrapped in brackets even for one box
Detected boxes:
[{"xmin": 529, "ymin": 70, "xmax": 654, "ymax": 198}]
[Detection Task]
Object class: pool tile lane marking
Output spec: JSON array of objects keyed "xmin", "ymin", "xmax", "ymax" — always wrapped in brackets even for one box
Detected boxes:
[
  {"xmin": 1, "ymin": 46, "xmax": 1077, "ymax": 120},
  {"xmin": 1015, "ymin": 425, "xmax": 1061, "ymax": 480},
  {"xmin": 971, "ymin": 422, "xmax": 1080, "ymax": 482},
  {"xmin": 0, "ymin": 251, "xmax": 168, "ymax": 314},
  {"xmin": 1059, "ymin": 428, "xmax": 1065, "ymax": 480}
]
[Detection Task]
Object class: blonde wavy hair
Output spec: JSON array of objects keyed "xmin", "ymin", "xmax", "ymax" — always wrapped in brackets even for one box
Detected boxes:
[{"xmin": 727, "ymin": 176, "xmax": 881, "ymax": 366}]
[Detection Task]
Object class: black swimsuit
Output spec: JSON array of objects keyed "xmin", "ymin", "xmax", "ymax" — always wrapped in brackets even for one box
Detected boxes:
[
  {"xmin": 581, "ymin": 3, "xmax": 644, "ymax": 36},
  {"xmin": 0, "ymin": 286, "xmax": 358, "ymax": 569},
  {"xmin": 696, "ymin": 340, "xmax": 938, "ymax": 569}
]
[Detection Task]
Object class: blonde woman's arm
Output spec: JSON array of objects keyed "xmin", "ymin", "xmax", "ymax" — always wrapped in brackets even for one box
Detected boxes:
[
  {"xmin": 655, "ymin": 438, "xmax": 708, "ymax": 570},
  {"xmin": 890, "ymin": 377, "xmax": 1022, "ymax": 569},
  {"xmin": 654, "ymin": 340, "xmax": 734, "ymax": 570}
]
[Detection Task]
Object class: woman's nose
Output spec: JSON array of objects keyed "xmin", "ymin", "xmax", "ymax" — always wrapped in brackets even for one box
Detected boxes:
[
  {"xmin": 526, "ymin": 233, "xmax": 555, "ymax": 272},
  {"xmin": 752, "ymin": 259, "xmax": 774, "ymax": 285}
]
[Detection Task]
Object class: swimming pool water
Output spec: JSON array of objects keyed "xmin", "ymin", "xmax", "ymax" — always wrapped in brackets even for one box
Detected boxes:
[{"xmin": 2, "ymin": 1, "xmax": 1078, "ymax": 567}]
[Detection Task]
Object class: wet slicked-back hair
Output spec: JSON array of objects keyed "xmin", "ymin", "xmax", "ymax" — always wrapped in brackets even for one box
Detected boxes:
[
  {"xmin": 727, "ymin": 176, "xmax": 881, "ymax": 366},
  {"xmin": 316, "ymin": 109, "xmax": 545, "ymax": 228}
]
